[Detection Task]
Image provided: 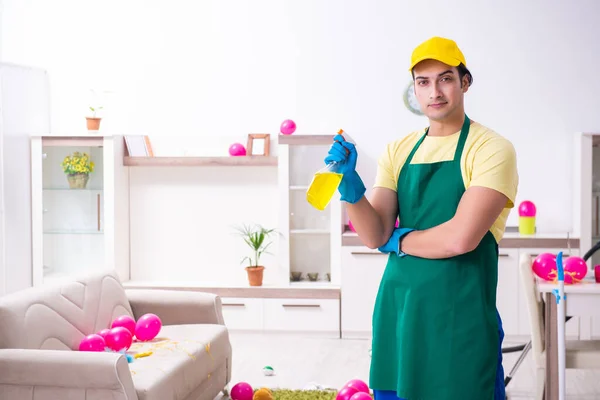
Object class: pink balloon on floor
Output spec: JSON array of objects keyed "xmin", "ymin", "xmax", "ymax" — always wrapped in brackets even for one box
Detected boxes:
[
  {"xmin": 105, "ymin": 327, "xmax": 133, "ymax": 351},
  {"xmin": 344, "ymin": 379, "xmax": 369, "ymax": 393},
  {"xmin": 111, "ymin": 315, "xmax": 136, "ymax": 336},
  {"xmin": 230, "ymin": 382, "xmax": 253, "ymax": 400},
  {"xmin": 350, "ymin": 393, "xmax": 372, "ymax": 400},
  {"xmin": 531, "ymin": 253, "xmax": 556, "ymax": 281},
  {"xmin": 229, "ymin": 143, "xmax": 247, "ymax": 156},
  {"xmin": 337, "ymin": 386, "xmax": 358, "ymax": 400},
  {"xmin": 280, "ymin": 119, "xmax": 296, "ymax": 135},
  {"xmin": 563, "ymin": 256, "xmax": 588, "ymax": 284},
  {"xmin": 79, "ymin": 334, "xmax": 105, "ymax": 352},
  {"xmin": 135, "ymin": 313, "xmax": 162, "ymax": 341}
]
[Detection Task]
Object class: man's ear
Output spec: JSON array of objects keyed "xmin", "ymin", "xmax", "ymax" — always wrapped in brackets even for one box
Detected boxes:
[{"xmin": 462, "ymin": 76, "xmax": 470, "ymax": 92}]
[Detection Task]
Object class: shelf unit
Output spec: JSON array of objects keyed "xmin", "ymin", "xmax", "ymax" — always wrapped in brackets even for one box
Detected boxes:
[
  {"xmin": 123, "ymin": 155, "xmax": 278, "ymax": 167},
  {"xmin": 277, "ymin": 134, "xmax": 343, "ymax": 287},
  {"xmin": 30, "ymin": 134, "xmax": 130, "ymax": 286}
]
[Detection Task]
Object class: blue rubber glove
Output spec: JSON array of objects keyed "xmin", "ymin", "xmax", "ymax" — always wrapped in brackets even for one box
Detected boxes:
[
  {"xmin": 378, "ymin": 227, "xmax": 415, "ymax": 257},
  {"xmin": 323, "ymin": 134, "xmax": 366, "ymax": 204}
]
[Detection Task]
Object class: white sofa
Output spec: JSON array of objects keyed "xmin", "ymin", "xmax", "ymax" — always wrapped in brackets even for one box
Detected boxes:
[{"xmin": 0, "ymin": 270, "xmax": 232, "ymax": 400}]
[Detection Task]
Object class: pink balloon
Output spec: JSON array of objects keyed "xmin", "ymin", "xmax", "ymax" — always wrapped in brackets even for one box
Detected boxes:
[
  {"xmin": 111, "ymin": 315, "xmax": 136, "ymax": 336},
  {"xmin": 532, "ymin": 253, "xmax": 556, "ymax": 281},
  {"xmin": 105, "ymin": 327, "xmax": 133, "ymax": 351},
  {"xmin": 135, "ymin": 313, "xmax": 162, "ymax": 341},
  {"xmin": 518, "ymin": 200, "xmax": 536, "ymax": 217},
  {"xmin": 229, "ymin": 143, "xmax": 246, "ymax": 156},
  {"xmin": 280, "ymin": 119, "xmax": 296, "ymax": 135},
  {"xmin": 230, "ymin": 382, "xmax": 253, "ymax": 400},
  {"xmin": 563, "ymin": 256, "xmax": 588, "ymax": 284},
  {"xmin": 337, "ymin": 386, "xmax": 358, "ymax": 400},
  {"xmin": 79, "ymin": 334, "xmax": 105, "ymax": 352},
  {"xmin": 97, "ymin": 328, "xmax": 111, "ymax": 340},
  {"xmin": 350, "ymin": 393, "xmax": 372, "ymax": 400},
  {"xmin": 344, "ymin": 379, "xmax": 369, "ymax": 393}
]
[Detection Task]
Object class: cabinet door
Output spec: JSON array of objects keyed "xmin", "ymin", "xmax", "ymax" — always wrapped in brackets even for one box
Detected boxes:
[
  {"xmin": 32, "ymin": 137, "xmax": 107, "ymax": 285},
  {"xmin": 221, "ymin": 297, "xmax": 264, "ymax": 331},
  {"xmin": 496, "ymin": 249, "xmax": 520, "ymax": 337},
  {"xmin": 263, "ymin": 298, "xmax": 340, "ymax": 337},
  {"xmin": 341, "ymin": 248, "xmax": 387, "ymax": 338}
]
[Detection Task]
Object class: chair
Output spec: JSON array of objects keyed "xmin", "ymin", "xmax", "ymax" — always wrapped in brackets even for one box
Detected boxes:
[{"xmin": 518, "ymin": 253, "xmax": 600, "ymax": 400}]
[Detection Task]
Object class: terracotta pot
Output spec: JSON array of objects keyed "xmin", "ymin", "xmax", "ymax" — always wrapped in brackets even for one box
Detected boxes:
[
  {"xmin": 86, "ymin": 117, "xmax": 101, "ymax": 130},
  {"xmin": 246, "ymin": 266, "xmax": 265, "ymax": 286}
]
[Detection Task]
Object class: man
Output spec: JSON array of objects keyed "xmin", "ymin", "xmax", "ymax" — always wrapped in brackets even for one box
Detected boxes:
[{"xmin": 324, "ymin": 37, "xmax": 518, "ymax": 399}]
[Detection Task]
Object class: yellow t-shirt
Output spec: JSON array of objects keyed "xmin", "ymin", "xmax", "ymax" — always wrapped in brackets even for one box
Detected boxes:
[{"xmin": 374, "ymin": 121, "xmax": 519, "ymax": 244}]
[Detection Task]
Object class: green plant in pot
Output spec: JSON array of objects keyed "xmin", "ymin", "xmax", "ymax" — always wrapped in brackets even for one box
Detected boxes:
[
  {"xmin": 62, "ymin": 152, "xmax": 95, "ymax": 189},
  {"xmin": 234, "ymin": 223, "xmax": 275, "ymax": 286}
]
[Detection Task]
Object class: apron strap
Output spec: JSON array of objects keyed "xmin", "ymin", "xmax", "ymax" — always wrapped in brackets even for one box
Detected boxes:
[
  {"xmin": 403, "ymin": 114, "xmax": 471, "ymax": 166},
  {"xmin": 453, "ymin": 114, "xmax": 471, "ymax": 162}
]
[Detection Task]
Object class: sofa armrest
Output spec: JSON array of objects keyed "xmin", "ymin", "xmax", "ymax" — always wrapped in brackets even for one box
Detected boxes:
[
  {"xmin": 0, "ymin": 349, "xmax": 137, "ymax": 400},
  {"xmin": 125, "ymin": 289, "xmax": 225, "ymax": 326}
]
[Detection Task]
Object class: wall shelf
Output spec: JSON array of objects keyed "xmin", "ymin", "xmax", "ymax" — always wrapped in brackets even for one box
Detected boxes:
[{"xmin": 123, "ymin": 155, "xmax": 278, "ymax": 167}]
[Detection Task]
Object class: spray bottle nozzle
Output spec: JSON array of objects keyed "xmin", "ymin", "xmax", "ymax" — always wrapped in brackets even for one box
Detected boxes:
[{"xmin": 335, "ymin": 129, "xmax": 350, "ymax": 155}]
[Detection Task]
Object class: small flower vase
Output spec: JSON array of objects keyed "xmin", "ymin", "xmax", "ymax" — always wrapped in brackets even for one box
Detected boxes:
[{"xmin": 67, "ymin": 173, "xmax": 89, "ymax": 189}]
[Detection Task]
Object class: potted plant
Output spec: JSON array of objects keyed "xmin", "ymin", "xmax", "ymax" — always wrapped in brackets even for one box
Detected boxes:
[
  {"xmin": 234, "ymin": 223, "xmax": 275, "ymax": 286},
  {"xmin": 62, "ymin": 151, "xmax": 95, "ymax": 189},
  {"xmin": 86, "ymin": 106, "xmax": 103, "ymax": 131}
]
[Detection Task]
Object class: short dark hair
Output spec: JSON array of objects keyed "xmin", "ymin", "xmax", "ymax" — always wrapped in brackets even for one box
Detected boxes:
[
  {"xmin": 411, "ymin": 63, "xmax": 473, "ymax": 87},
  {"xmin": 457, "ymin": 63, "xmax": 473, "ymax": 87}
]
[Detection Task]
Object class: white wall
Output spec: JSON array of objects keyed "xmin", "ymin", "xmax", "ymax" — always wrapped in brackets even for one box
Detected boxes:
[{"xmin": 3, "ymin": 0, "xmax": 600, "ymax": 234}]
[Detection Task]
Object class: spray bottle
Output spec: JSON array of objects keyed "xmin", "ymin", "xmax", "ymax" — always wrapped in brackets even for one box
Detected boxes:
[{"xmin": 306, "ymin": 129, "xmax": 349, "ymax": 211}]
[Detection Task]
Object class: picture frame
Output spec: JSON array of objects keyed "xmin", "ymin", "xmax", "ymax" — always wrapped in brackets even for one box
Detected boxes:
[{"xmin": 247, "ymin": 133, "xmax": 271, "ymax": 156}]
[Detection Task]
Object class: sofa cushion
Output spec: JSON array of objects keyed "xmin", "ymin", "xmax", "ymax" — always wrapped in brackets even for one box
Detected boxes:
[
  {"xmin": 0, "ymin": 270, "xmax": 133, "ymax": 350},
  {"xmin": 128, "ymin": 324, "xmax": 231, "ymax": 400}
]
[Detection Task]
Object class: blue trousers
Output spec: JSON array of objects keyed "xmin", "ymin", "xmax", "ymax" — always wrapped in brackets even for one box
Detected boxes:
[{"xmin": 373, "ymin": 311, "xmax": 506, "ymax": 400}]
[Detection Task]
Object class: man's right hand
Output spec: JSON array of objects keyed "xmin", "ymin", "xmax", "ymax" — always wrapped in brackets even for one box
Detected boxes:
[{"xmin": 324, "ymin": 134, "xmax": 366, "ymax": 204}]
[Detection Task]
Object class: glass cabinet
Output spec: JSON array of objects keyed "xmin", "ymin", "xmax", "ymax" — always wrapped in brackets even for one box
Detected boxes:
[
  {"xmin": 31, "ymin": 135, "xmax": 129, "ymax": 285},
  {"xmin": 277, "ymin": 135, "xmax": 343, "ymax": 286}
]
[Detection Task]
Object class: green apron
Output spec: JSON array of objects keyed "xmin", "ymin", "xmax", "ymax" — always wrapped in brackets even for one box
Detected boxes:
[{"xmin": 369, "ymin": 115, "xmax": 500, "ymax": 400}]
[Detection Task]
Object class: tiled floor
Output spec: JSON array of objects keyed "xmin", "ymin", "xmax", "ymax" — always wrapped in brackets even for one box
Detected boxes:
[{"xmin": 215, "ymin": 332, "xmax": 600, "ymax": 399}]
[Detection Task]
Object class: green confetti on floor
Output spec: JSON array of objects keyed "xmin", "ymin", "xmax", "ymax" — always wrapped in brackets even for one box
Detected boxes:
[
  {"xmin": 266, "ymin": 389, "xmax": 372, "ymax": 399},
  {"xmin": 270, "ymin": 389, "xmax": 337, "ymax": 399}
]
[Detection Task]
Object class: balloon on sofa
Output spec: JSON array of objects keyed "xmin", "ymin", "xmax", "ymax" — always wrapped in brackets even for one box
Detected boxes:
[{"xmin": 135, "ymin": 313, "xmax": 162, "ymax": 341}]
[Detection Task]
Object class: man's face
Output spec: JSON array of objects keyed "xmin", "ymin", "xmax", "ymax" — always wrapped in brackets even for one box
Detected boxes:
[{"xmin": 412, "ymin": 59, "xmax": 468, "ymax": 122}]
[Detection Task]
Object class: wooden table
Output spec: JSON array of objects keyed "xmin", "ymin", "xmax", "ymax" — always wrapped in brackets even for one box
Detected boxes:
[{"xmin": 538, "ymin": 277, "xmax": 600, "ymax": 400}]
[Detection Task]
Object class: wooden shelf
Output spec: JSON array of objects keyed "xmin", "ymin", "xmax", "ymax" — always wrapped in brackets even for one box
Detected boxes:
[
  {"xmin": 278, "ymin": 134, "xmax": 335, "ymax": 145},
  {"xmin": 123, "ymin": 156, "xmax": 278, "ymax": 167}
]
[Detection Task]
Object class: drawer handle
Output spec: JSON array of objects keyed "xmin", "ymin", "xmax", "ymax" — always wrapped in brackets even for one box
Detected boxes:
[
  {"xmin": 527, "ymin": 253, "xmax": 570, "ymax": 258},
  {"xmin": 282, "ymin": 304, "xmax": 321, "ymax": 308},
  {"xmin": 499, "ymin": 253, "xmax": 510, "ymax": 257},
  {"xmin": 350, "ymin": 251, "xmax": 386, "ymax": 255},
  {"xmin": 223, "ymin": 303, "xmax": 245, "ymax": 307}
]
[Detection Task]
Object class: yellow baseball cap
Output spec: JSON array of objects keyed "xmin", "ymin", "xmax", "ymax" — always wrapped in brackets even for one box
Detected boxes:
[{"xmin": 409, "ymin": 36, "xmax": 467, "ymax": 71}]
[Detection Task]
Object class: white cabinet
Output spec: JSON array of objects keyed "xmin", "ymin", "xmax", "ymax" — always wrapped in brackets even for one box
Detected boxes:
[
  {"xmin": 263, "ymin": 298, "xmax": 339, "ymax": 335},
  {"xmin": 221, "ymin": 297, "xmax": 264, "ymax": 331},
  {"xmin": 340, "ymin": 244, "xmax": 584, "ymax": 340},
  {"xmin": 30, "ymin": 135, "xmax": 130, "ymax": 286},
  {"xmin": 496, "ymin": 249, "xmax": 520, "ymax": 336},
  {"xmin": 340, "ymin": 247, "xmax": 387, "ymax": 339},
  {"xmin": 277, "ymin": 135, "xmax": 342, "ymax": 287},
  {"xmin": 220, "ymin": 296, "xmax": 340, "ymax": 337}
]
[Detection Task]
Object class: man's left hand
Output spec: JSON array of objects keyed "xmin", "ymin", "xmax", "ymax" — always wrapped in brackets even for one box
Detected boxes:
[{"xmin": 378, "ymin": 227, "xmax": 414, "ymax": 256}]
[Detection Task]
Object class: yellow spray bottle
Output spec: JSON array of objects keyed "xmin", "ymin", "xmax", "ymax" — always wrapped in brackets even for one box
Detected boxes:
[{"xmin": 306, "ymin": 129, "xmax": 349, "ymax": 211}]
